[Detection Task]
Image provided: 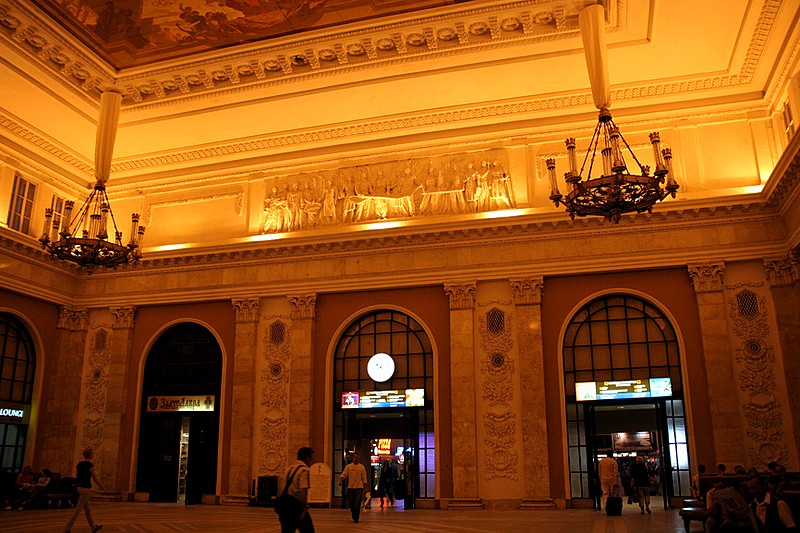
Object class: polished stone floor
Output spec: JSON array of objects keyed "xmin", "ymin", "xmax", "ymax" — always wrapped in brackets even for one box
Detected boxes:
[{"xmin": 0, "ymin": 501, "xmax": 690, "ymax": 532}]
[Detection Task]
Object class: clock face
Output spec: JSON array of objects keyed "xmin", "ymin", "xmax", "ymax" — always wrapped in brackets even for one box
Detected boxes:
[{"xmin": 367, "ymin": 353, "xmax": 395, "ymax": 382}]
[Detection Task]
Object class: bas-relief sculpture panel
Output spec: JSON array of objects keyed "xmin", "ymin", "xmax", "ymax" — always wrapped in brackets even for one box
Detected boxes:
[{"xmin": 261, "ymin": 152, "xmax": 516, "ymax": 233}]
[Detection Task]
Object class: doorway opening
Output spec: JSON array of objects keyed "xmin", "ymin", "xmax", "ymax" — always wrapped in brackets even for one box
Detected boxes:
[
  {"xmin": 587, "ymin": 401, "xmax": 670, "ymax": 509},
  {"xmin": 562, "ymin": 294, "xmax": 692, "ymax": 505},
  {"xmin": 341, "ymin": 410, "xmax": 417, "ymax": 510},
  {"xmin": 135, "ymin": 323, "xmax": 222, "ymax": 504},
  {"xmin": 332, "ymin": 310, "xmax": 435, "ymax": 508}
]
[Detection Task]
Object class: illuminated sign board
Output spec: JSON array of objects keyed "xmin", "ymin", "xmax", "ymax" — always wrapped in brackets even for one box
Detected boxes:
[
  {"xmin": 341, "ymin": 389, "xmax": 425, "ymax": 409},
  {"xmin": 0, "ymin": 402, "xmax": 28, "ymax": 423},
  {"xmin": 147, "ymin": 395, "xmax": 215, "ymax": 412},
  {"xmin": 575, "ymin": 378, "xmax": 672, "ymax": 401}
]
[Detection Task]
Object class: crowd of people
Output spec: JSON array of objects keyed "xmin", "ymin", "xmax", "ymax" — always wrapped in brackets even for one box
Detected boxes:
[{"xmin": 696, "ymin": 462, "xmax": 797, "ymax": 533}]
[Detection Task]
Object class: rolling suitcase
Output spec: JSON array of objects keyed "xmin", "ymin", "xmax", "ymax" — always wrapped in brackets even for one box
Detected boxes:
[{"xmin": 605, "ymin": 485, "xmax": 623, "ymax": 516}]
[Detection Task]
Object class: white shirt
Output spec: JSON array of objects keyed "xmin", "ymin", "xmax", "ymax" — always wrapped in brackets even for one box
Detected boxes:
[{"xmin": 753, "ymin": 493, "xmax": 796, "ymax": 528}]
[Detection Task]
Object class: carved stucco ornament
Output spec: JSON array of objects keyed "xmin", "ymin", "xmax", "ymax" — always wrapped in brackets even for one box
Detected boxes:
[
  {"xmin": 688, "ymin": 263, "xmax": 725, "ymax": 293},
  {"xmin": 727, "ymin": 288, "xmax": 789, "ymax": 468},
  {"xmin": 258, "ymin": 317, "xmax": 292, "ymax": 475},
  {"xmin": 479, "ymin": 305, "xmax": 518, "ymax": 479},
  {"xmin": 444, "ymin": 282, "xmax": 476, "ymax": 310}
]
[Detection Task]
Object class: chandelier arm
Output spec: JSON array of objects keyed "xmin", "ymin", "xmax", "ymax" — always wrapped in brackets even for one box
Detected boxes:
[
  {"xmin": 101, "ymin": 188, "xmax": 124, "ymax": 245},
  {"xmin": 580, "ymin": 121, "xmax": 603, "ymax": 179},
  {"xmin": 611, "ymin": 119, "xmax": 647, "ymax": 173},
  {"xmin": 66, "ymin": 187, "xmax": 98, "ymax": 236}
]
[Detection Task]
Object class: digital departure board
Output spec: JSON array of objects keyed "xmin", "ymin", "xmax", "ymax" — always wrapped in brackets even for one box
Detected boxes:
[
  {"xmin": 342, "ymin": 389, "xmax": 425, "ymax": 409},
  {"xmin": 575, "ymin": 378, "xmax": 672, "ymax": 401}
]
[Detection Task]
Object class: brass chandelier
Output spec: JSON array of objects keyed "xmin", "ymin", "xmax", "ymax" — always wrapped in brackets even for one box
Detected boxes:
[
  {"xmin": 549, "ymin": 4, "xmax": 679, "ymax": 223},
  {"xmin": 39, "ymin": 90, "xmax": 145, "ymax": 268}
]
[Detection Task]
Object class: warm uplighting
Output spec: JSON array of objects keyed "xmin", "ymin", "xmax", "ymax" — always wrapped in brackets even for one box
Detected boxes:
[
  {"xmin": 39, "ymin": 90, "xmax": 145, "ymax": 268},
  {"xmin": 547, "ymin": 108, "xmax": 679, "ymax": 223}
]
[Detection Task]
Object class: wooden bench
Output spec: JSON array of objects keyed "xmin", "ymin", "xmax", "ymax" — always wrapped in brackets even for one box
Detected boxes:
[{"xmin": 678, "ymin": 506, "xmax": 708, "ymax": 532}]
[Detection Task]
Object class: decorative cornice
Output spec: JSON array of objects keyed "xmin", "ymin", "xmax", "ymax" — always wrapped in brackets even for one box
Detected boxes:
[
  {"xmin": 232, "ymin": 297, "xmax": 260, "ymax": 322},
  {"xmin": 510, "ymin": 277, "xmax": 543, "ymax": 306},
  {"xmin": 763, "ymin": 253, "xmax": 800, "ymax": 288},
  {"xmin": 57, "ymin": 307, "xmax": 88, "ymax": 330},
  {"xmin": 688, "ymin": 263, "xmax": 726, "ymax": 293},
  {"xmin": 109, "ymin": 306, "xmax": 135, "ymax": 329},
  {"xmin": 146, "ymin": 191, "xmax": 244, "ymax": 227},
  {"xmin": 444, "ymin": 282, "xmax": 476, "ymax": 310},
  {"xmin": 287, "ymin": 294, "xmax": 316, "ymax": 319}
]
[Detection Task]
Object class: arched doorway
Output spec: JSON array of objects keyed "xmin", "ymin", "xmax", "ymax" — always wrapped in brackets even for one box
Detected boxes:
[
  {"xmin": 562, "ymin": 294, "xmax": 691, "ymax": 507},
  {"xmin": 332, "ymin": 310, "xmax": 435, "ymax": 509},
  {"xmin": 136, "ymin": 323, "xmax": 222, "ymax": 504},
  {"xmin": 0, "ymin": 313, "xmax": 35, "ymax": 471}
]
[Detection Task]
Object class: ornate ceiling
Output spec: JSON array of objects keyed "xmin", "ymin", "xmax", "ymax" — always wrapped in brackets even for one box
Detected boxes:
[{"xmin": 30, "ymin": 0, "xmax": 478, "ymax": 69}]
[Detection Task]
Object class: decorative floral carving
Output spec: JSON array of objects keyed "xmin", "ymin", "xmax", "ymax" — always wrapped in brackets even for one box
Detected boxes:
[
  {"xmin": 763, "ymin": 254, "xmax": 799, "ymax": 287},
  {"xmin": 510, "ymin": 277, "xmax": 543, "ymax": 306},
  {"xmin": 688, "ymin": 263, "xmax": 725, "ymax": 293},
  {"xmin": 728, "ymin": 288, "xmax": 789, "ymax": 468},
  {"xmin": 287, "ymin": 294, "xmax": 317, "ymax": 319},
  {"xmin": 110, "ymin": 306, "xmax": 135, "ymax": 329},
  {"xmin": 444, "ymin": 282, "xmax": 476, "ymax": 310},
  {"xmin": 478, "ymin": 305, "xmax": 518, "ymax": 479},
  {"xmin": 57, "ymin": 307, "xmax": 88, "ymax": 330},
  {"xmin": 232, "ymin": 298, "xmax": 260, "ymax": 323},
  {"xmin": 258, "ymin": 317, "xmax": 292, "ymax": 475}
]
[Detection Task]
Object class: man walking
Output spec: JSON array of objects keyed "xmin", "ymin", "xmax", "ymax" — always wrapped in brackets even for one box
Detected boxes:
[
  {"xmin": 278, "ymin": 447, "xmax": 315, "ymax": 533},
  {"xmin": 340, "ymin": 452, "xmax": 368, "ymax": 523}
]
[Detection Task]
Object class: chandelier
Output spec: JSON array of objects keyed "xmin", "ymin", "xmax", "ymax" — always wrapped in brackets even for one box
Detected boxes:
[
  {"xmin": 548, "ymin": 4, "xmax": 679, "ymax": 223},
  {"xmin": 39, "ymin": 90, "xmax": 145, "ymax": 268},
  {"xmin": 547, "ymin": 108, "xmax": 679, "ymax": 223}
]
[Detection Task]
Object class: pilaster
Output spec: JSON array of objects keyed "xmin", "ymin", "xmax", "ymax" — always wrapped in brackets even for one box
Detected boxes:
[
  {"xmin": 687, "ymin": 263, "xmax": 747, "ymax": 466},
  {"xmin": 226, "ymin": 297, "xmax": 260, "ymax": 500},
  {"xmin": 104, "ymin": 306, "xmax": 136, "ymax": 493},
  {"xmin": 443, "ymin": 281, "xmax": 482, "ymax": 506},
  {"xmin": 287, "ymin": 294, "xmax": 316, "ymax": 454},
  {"xmin": 43, "ymin": 307, "xmax": 88, "ymax": 474},
  {"xmin": 510, "ymin": 277, "xmax": 554, "ymax": 508},
  {"xmin": 763, "ymin": 254, "xmax": 800, "ymax": 469}
]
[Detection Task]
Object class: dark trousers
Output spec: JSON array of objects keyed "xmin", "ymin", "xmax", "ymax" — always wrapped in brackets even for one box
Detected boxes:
[
  {"xmin": 347, "ymin": 488, "xmax": 364, "ymax": 522},
  {"xmin": 279, "ymin": 510, "xmax": 314, "ymax": 533}
]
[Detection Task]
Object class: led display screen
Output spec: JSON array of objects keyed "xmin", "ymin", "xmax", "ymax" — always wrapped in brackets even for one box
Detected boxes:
[{"xmin": 575, "ymin": 378, "xmax": 672, "ymax": 401}]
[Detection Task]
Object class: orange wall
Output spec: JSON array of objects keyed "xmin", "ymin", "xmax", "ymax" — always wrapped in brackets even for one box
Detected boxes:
[
  {"xmin": 122, "ymin": 301, "xmax": 237, "ymax": 493},
  {"xmin": 541, "ymin": 268, "xmax": 713, "ymax": 501},
  {"xmin": 313, "ymin": 286, "xmax": 453, "ymax": 498}
]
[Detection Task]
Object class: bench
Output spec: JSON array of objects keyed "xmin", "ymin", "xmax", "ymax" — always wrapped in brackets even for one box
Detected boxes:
[{"xmin": 678, "ymin": 506, "xmax": 708, "ymax": 532}]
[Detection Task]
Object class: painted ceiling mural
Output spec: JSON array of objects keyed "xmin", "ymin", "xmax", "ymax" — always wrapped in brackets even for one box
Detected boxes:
[{"xmin": 36, "ymin": 0, "xmax": 473, "ymax": 69}]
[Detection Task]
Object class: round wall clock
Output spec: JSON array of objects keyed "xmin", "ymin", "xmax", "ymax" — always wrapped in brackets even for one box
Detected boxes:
[{"xmin": 367, "ymin": 352, "xmax": 395, "ymax": 382}]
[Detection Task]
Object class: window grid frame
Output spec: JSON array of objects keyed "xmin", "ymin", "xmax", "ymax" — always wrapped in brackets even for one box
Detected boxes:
[{"xmin": 563, "ymin": 295, "xmax": 691, "ymax": 500}]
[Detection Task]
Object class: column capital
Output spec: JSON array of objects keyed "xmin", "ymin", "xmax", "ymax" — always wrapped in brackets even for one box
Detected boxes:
[
  {"xmin": 763, "ymin": 253, "xmax": 799, "ymax": 288},
  {"xmin": 287, "ymin": 294, "xmax": 317, "ymax": 319},
  {"xmin": 57, "ymin": 307, "xmax": 88, "ymax": 331},
  {"xmin": 232, "ymin": 297, "xmax": 260, "ymax": 323},
  {"xmin": 688, "ymin": 263, "xmax": 726, "ymax": 293},
  {"xmin": 443, "ymin": 282, "xmax": 476, "ymax": 310},
  {"xmin": 109, "ymin": 306, "xmax": 136, "ymax": 329},
  {"xmin": 510, "ymin": 277, "xmax": 544, "ymax": 306}
]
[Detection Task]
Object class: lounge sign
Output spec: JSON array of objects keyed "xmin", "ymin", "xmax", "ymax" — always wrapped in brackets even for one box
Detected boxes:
[
  {"xmin": 0, "ymin": 401, "xmax": 28, "ymax": 423},
  {"xmin": 147, "ymin": 395, "xmax": 215, "ymax": 412}
]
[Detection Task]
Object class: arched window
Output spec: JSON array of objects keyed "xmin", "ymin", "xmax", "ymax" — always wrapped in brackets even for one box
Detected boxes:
[
  {"xmin": 0, "ymin": 313, "xmax": 36, "ymax": 471},
  {"xmin": 562, "ymin": 295, "xmax": 690, "ymax": 500},
  {"xmin": 332, "ymin": 310, "xmax": 435, "ymax": 500}
]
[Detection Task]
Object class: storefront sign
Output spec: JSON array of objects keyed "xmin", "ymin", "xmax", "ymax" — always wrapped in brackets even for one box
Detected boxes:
[
  {"xmin": 575, "ymin": 377, "xmax": 672, "ymax": 401},
  {"xmin": 342, "ymin": 388, "xmax": 425, "ymax": 409},
  {"xmin": 147, "ymin": 395, "xmax": 215, "ymax": 412}
]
